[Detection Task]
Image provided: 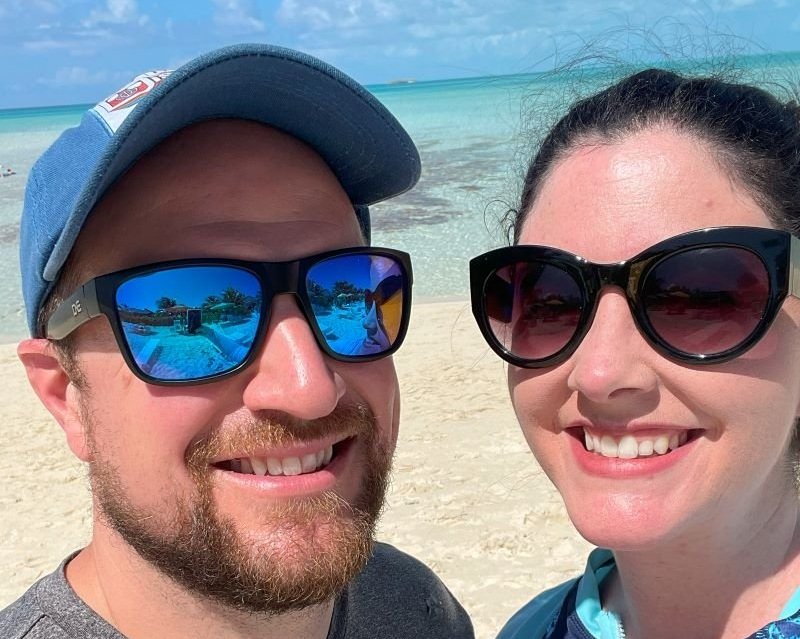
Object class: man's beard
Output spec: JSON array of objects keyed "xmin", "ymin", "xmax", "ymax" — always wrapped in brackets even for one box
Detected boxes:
[{"xmin": 86, "ymin": 402, "xmax": 392, "ymax": 615}]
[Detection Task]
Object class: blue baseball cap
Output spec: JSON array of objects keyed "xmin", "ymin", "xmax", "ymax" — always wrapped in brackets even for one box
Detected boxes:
[{"xmin": 20, "ymin": 43, "xmax": 421, "ymax": 336}]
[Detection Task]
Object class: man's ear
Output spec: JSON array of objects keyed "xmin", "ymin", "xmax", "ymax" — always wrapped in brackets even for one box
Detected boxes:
[{"xmin": 18, "ymin": 338, "xmax": 91, "ymax": 462}]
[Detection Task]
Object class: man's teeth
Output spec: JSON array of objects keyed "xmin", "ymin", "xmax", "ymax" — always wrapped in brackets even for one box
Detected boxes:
[
  {"xmin": 230, "ymin": 446, "xmax": 334, "ymax": 476},
  {"xmin": 584, "ymin": 430, "xmax": 689, "ymax": 459}
]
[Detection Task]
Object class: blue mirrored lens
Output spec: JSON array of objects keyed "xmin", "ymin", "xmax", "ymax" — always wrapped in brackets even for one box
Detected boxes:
[
  {"xmin": 116, "ymin": 266, "xmax": 262, "ymax": 381},
  {"xmin": 307, "ymin": 254, "xmax": 405, "ymax": 357}
]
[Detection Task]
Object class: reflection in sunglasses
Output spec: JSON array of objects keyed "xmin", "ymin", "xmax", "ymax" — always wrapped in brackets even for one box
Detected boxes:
[
  {"xmin": 308, "ymin": 258, "xmax": 405, "ymax": 357},
  {"xmin": 119, "ymin": 269, "xmax": 262, "ymax": 380},
  {"xmin": 310, "ymin": 281, "xmax": 379, "ymax": 356},
  {"xmin": 643, "ymin": 247, "xmax": 769, "ymax": 355},
  {"xmin": 309, "ymin": 272, "xmax": 403, "ymax": 355}
]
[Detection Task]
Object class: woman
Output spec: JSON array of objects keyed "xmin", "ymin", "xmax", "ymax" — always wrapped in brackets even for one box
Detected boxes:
[{"xmin": 469, "ymin": 69, "xmax": 800, "ymax": 638}]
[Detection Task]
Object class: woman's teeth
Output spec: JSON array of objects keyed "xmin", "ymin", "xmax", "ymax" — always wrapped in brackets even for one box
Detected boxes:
[
  {"xmin": 584, "ymin": 430, "xmax": 689, "ymax": 459},
  {"xmin": 230, "ymin": 445, "xmax": 334, "ymax": 476}
]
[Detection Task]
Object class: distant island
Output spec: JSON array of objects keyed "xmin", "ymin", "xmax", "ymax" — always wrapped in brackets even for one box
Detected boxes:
[{"xmin": 388, "ymin": 78, "xmax": 416, "ymax": 85}]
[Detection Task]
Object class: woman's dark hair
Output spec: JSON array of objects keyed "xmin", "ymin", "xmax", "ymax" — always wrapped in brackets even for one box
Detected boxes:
[{"xmin": 511, "ymin": 68, "xmax": 800, "ymax": 242}]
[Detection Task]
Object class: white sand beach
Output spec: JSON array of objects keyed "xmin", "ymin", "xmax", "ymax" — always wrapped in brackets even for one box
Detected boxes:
[{"xmin": 0, "ymin": 299, "xmax": 593, "ymax": 639}]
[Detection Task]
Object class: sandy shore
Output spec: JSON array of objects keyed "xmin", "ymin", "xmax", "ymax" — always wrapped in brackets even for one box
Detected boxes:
[{"xmin": 0, "ymin": 300, "xmax": 593, "ymax": 638}]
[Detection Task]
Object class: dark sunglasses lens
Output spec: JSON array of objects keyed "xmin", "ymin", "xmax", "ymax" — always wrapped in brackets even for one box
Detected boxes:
[
  {"xmin": 116, "ymin": 266, "xmax": 263, "ymax": 381},
  {"xmin": 642, "ymin": 247, "xmax": 770, "ymax": 356},
  {"xmin": 306, "ymin": 253, "xmax": 407, "ymax": 358},
  {"xmin": 484, "ymin": 262, "xmax": 583, "ymax": 361}
]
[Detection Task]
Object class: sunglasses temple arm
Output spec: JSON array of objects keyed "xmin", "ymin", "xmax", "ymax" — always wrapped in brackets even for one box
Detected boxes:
[
  {"xmin": 791, "ymin": 235, "xmax": 800, "ymax": 300},
  {"xmin": 45, "ymin": 280, "xmax": 102, "ymax": 340}
]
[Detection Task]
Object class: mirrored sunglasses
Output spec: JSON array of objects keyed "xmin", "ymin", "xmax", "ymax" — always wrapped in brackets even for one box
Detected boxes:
[{"xmin": 47, "ymin": 247, "xmax": 412, "ymax": 384}]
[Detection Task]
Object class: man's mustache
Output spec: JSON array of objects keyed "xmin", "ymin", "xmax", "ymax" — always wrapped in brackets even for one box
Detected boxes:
[{"xmin": 186, "ymin": 402, "xmax": 376, "ymax": 471}]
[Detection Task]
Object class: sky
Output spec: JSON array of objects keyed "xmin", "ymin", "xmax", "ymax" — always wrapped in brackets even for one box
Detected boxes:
[{"xmin": 0, "ymin": 0, "xmax": 798, "ymax": 108}]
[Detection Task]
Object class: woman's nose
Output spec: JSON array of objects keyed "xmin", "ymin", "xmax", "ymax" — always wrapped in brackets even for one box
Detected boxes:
[{"xmin": 566, "ymin": 288, "xmax": 659, "ymax": 404}]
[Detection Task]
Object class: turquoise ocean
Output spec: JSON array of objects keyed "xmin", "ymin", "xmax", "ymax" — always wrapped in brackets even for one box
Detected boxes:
[{"xmin": 1, "ymin": 51, "xmax": 799, "ymax": 341}]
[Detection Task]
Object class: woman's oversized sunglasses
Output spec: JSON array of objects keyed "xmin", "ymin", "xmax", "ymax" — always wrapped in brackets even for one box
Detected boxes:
[
  {"xmin": 470, "ymin": 227, "xmax": 800, "ymax": 368},
  {"xmin": 47, "ymin": 247, "xmax": 412, "ymax": 385}
]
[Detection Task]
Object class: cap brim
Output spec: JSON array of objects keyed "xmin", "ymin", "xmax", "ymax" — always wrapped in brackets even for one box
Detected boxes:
[{"xmin": 97, "ymin": 43, "xmax": 420, "ymax": 208}]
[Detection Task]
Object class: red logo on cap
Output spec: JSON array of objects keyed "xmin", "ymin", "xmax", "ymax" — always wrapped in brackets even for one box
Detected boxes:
[
  {"xmin": 106, "ymin": 81, "xmax": 149, "ymax": 110},
  {"xmin": 98, "ymin": 71, "xmax": 171, "ymax": 113}
]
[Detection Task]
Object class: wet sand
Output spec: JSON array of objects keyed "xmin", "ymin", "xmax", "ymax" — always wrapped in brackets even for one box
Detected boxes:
[{"xmin": 0, "ymin": 299, "xmax": 592, "ymax": 638}]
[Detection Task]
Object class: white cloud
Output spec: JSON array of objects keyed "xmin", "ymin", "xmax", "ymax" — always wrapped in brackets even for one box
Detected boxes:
[
  {"xmin": 83, "ymin": 0, "xmax": 148, "ymax": 28},
  {"xmin": 383, "ymin": 44, "xmax": 420, "ymax": 57},
  {"xmin": 406, "ymin": 22, "xmax": 435, "ymax": 39},
  {"xmin": 23, "ymin": 27, "xmax": 121, "ymax": 56},
  {"xmin": 37, "ymin": 65, "xmax": 109, "ymax": 87},
  {"xmin": 278, "ymin": 0, "xmax": 402, "ymax": 29},
  {"xmin": 0, "ymin": 0, "xmax": 61, "ymax": 19},
  {"xmin": 18, "ymin": 1, "xmax": 149, "ymax": 56},
  {"xmin": 716, "ymin": 0, "xmax": 758, "ymax": 6},
  {"xmin": 278, "ymin": 0, "xmax": 332, "ymax": 29},
  {"xmin": 272, "ymin": 0, "xmax": 776, "ymax": 78},
  {"xmin": 372, "ymin": 0, "xmax": 400, "ymax": 20},
  {"xmin": 212, "ymin": 0, "xmax": 266, "ymax": 33},
  {"xmin": 23, "ymin": 36, "xmax": 93, "ymax": 52},
  {"xmin": 276, "ymin": 0, "xmax": 544, "ymax": 69},
  {"xmin": 33, "ymin": 0, "xmax": 62, "ymax": 12},
  {"xmin": 23, "ymin": 38, "xmax": 67, "ymax": 51}
]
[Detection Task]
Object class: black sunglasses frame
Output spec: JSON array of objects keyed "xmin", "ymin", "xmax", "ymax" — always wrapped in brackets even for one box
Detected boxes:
[
  {"xmin": 470, "ymin": 226, "xmax": 800, "ymax": 368},
  {"xmin": 47, "ymin": 246, "xmax": 413, "ymax": 385}
]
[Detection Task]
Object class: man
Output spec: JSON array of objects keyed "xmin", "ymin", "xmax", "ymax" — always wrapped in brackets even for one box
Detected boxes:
[{"xmin": 2, "ymin": 44, "xmax": 473, "ymax": 638}]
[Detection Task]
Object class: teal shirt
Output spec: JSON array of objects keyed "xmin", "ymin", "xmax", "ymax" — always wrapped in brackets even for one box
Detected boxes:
[{"xmin": 498, "ymin": 548, "xmax": 800, "ymax": 639}]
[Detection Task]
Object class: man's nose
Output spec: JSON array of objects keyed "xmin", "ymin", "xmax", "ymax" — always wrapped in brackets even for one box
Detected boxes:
[{"xmin": 240, "ymin": 294, "xmax": 345, "ymax": 418}]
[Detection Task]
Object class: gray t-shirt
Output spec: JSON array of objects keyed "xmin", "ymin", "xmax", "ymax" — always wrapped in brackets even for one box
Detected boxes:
[{"xmin": 0, "ymin": 543, "xmax": 473, "ymax": 638}]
